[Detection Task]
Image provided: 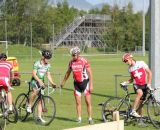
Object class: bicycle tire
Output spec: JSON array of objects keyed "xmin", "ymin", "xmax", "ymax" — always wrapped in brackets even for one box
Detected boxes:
[
  {"xmin": 15, "ymin": 93, "xmax": 29, "ymax": 121},
  {"xmin": 147, "ymin": 98, "xmax": 160, "ymax": 129},
  {"xmin": 6, "ymin": 103, "xmax": 18, "ymax": 123},
  {"xmin": 33, "ymin": 96, "xmax": 56, "ymax": 126},
  {"xmin": 102, "ymin": 97, "xmax": 129, "ymax": 122}
]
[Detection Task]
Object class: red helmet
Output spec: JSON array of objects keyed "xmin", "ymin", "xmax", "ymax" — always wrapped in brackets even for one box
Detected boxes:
[{"xmin": 122, "ymin": 53, "xmax": 133, "ymax": 62}]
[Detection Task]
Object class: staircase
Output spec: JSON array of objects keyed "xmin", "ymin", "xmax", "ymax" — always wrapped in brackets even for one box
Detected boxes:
[{"xmin": 53, "ymin": 14, "xmax": 111, "ymax": 49}]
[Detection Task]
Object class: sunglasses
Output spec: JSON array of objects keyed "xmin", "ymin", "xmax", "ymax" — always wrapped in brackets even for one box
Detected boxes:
[
  {"xmin": 72, "ymin": 54, "xmax": 77, "ymax": 57},
  {"xmin": 124, "ymin": 60, "xmax": 128, "ymax": 63}
]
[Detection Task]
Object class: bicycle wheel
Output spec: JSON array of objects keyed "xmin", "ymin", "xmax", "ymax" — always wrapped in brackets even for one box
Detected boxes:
[
  {"xmin": 7, "ymin": 103, "xmax": 18, "ymax": 123},
  {"xmin": 15, "ymin": 93, "xmax": 29, "ymax": 121},
  {"xmin": 33, "ymin": 96, "xmax": 56, "ymax": 126},
  {"xmin": 147, "ymin": 98, "xmax": 160, "ymax": 129},
  {"xmin": 102, "ymin": 97, "xmax": 129, "ymax": 122}
]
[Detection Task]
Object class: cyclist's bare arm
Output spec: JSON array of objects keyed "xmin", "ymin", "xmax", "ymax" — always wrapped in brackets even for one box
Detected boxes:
[
  {"xmin": 146, "ymin": 67, "xmax": 152, "ymax": 85},
  {"xmin": 46, "ymin": 71, "xmax": 56, "ymax": 87},
  {"xmin": 32, "ymin": 70, "xmax": 44, "ymax": 86},
  {"xmin": 86, "ymin": 67, "xmax": 93, "ymax": 92},
  {"xmin": 61, "ymin": 68, "xmax": 72, "ymax": 88}
]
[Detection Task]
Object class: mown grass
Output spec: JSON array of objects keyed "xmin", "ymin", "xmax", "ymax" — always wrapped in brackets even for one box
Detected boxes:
[{"xmin": 1, "ymin": 45, "xmax": 156, "ymax": 130}]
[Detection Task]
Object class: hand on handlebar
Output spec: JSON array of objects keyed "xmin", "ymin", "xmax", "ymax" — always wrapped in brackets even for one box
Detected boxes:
[
  {"xmin": 147, "ymin": 84, "xmax": 154, "ymax": 91},
  {"xmin": 120, "ymin": 81, "xmax": 128, "ymax": 86},
  {"xmin": 51, "ymin": 83, "xmax": 57, "ymax": 88}
]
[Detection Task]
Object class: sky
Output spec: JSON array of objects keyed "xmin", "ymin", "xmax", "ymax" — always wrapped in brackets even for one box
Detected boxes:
[{"xmin": 86, "ymin": 0, "xmax": 150, "ymax": 12}]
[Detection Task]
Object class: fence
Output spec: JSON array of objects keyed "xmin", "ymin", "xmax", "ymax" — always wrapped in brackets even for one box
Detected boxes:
[{"xmin": 114, "ymin": 74, "xmax": 130, "ymax": 97}]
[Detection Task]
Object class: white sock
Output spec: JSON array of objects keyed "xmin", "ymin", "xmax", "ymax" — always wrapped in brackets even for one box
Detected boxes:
[
  {"xmin": 88, "ymin": 117, "xmax": 92, "ymax": 121},
  {"xmin": 9, "ymin": 105, "xmax": 13, "ymax": 111},
  {"xmin": 78, "ymin": 117, "xmax": 82, "ymax": 121}
]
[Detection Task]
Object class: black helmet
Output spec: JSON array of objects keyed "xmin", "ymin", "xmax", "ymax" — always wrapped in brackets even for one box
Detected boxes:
[
  {"xmin": 41, "ymin": 49, "xmax": 52, "ymax": 59},
  {"xmin": 0, "ymin": 53, "xmax": 7, "ymax": 60}
]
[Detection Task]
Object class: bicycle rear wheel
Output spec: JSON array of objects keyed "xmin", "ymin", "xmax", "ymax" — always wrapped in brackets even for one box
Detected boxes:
[
  {"xmin": 33, "ymin": 96, "xmax": 56, "ymax": 126},
  {"xmin": 147, "ymin": 98, "xmax": 160, "ymax": 129},
  {"xmin": 15, "ymin": 93, "xmax": 29, "ymax": 121},
  {"xmin": 102, "ymin": 97, "xmax": 129, "ymax": 122}
]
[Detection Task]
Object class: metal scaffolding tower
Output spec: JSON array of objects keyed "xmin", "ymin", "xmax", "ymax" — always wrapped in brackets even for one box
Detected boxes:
[{"xmin": 52, "ymin": 14, "xmax": 111, "ymax": 49}]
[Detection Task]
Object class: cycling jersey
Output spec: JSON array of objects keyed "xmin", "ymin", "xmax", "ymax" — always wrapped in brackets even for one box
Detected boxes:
[
  {"xmin": 31, "ymin": 60, "xmax": 50, "ymax": 88},
  {"xmin": 32, "ymin": 60, "xmax": 50, "ymax": 80},
  {"xmin": 69, "ymin": 57, "xmax": 90, "ymax": 82},
  {"xmin": 128, "ymin": 61, "xmax": 148, "ymax": 85},
  {"xmin": 0, "ymin": 61, "xmax": 13, "ymax": 92}
]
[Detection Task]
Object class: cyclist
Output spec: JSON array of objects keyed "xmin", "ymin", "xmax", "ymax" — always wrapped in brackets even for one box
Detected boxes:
[
  {"xmin": 61, "ymin": 46, "xmax": 94, "ymax": 124},
  {"xmin": 121, "ymin": 53, "xmax": 152, "ymax": 118},
  {"xmin": 27, "ymin": 49, "xmax": 56, "ymax": 123},
  {"xmin": 0, "ymin": 53, "xmax": 13, "ymax": 112}
]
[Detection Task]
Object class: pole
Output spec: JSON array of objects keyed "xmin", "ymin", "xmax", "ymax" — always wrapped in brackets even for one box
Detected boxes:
[
  {"xmin": 30, "ymin": 22, "xmax": 32, "ymax": 60},
  {"xmin": 5, "ymin": 20, "xmax": 8, "ymax": 56},
  {"xmin": 150, "ymin": 0, "xmax": 160, "ymax": 93},
  {"xmin": 52, "ymin": 24, "xmax": 54, "ymax": 49},
  {"xmin": 142, "ymin": 0, "xmax": 145, "ymax": 56}
]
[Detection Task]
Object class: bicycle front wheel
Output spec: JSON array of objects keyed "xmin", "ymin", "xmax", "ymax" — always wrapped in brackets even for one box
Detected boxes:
[
  {"xmin": 147, "ymin": 98, "xmax": 160, "ymax": 129},
  {"xmin": 7, "ymin": 103, "xmax": 18, "ymax": 123},
  {"xmin": 33, "ymin": 96, "xmax": 56, "ymax": 126},
  {"xmin": 15, "ymin": 93, "xmax": 29, "ymax": 121},
  {"xmin": 102, "ymin": 97, "xmax": 129, "ymax": 122}
]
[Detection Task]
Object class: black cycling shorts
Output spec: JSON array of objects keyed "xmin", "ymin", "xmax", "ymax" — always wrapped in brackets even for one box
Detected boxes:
[
  {"xmin": 133, "ymin": 84, "xmax": 148, "ymax": 100},
  {"xmin": 74, "ymin": 79, "xmax": 90, "ymax": 96}
]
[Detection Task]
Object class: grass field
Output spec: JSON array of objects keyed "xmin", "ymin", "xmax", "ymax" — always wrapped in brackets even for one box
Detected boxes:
[{"xmin": 1, "ymin": 46, "xmax": 157, "ymax": 130}]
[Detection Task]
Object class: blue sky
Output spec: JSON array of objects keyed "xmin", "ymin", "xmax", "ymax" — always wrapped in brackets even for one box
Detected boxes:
[{"xmin": 86, "ymin": 0, "xmax": 149, "ymax": 12}]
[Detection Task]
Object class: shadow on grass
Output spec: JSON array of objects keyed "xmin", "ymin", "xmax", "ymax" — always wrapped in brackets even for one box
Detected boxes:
[
  {"xmin": 55, "ymin": 116, "xmax": 77, "ymax": 122},
  {"xmin": 62, "ymin": 88, "xmax": 115, "ymax": 99}
]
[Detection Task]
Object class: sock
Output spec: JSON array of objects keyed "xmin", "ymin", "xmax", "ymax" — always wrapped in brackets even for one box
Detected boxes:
[
  {"xmin": 9, "ymin": 105, "xmax": 13, "ymax": 111},
  {"xmin": 78, "ymin": 117, "xmax": 82, "ymax": 121},
  {"xmin": 88, "ymin": 117, "xmax": 92, "ymax": 121}
]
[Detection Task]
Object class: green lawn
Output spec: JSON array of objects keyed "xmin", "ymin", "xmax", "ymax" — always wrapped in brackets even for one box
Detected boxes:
[{"xmin": 2, "ymin": 46, "xmax": 157, "ymax": 130}]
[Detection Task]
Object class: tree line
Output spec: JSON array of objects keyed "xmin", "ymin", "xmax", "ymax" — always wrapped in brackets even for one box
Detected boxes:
[{"xmin": 0, "ymin": 0, "xmax": 150, "ymax": 52}]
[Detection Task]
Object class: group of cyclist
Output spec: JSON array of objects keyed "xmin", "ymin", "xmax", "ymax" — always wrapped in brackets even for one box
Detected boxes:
[{"xmin": 0, "ymin": 46, "xmax": 153, "ymax": 126}]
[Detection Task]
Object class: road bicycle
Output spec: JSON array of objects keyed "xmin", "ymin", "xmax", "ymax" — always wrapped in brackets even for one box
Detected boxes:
[
  {"xmin": 15, "ymin": 81, "xmax": 56, "ymax": 126},
  {"xmin": 0, "ymin": 87, "xmax": 18, "ymax": 124},
  {"xmin": 101, "ymin": 84, "xmax": 160, "ymax": 128}
]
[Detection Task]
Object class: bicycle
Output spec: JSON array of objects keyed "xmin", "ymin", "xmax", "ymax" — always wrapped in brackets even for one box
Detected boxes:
[
  {"xmin": 0, "ymin": 87, "xmax": 18, "ymax": 124},
  {"xmin": 15, "ymin": 81, "xmax": 56, "ymax": 126},
  {"xmin": 101, "ymin": 84, "xmax": 160, "ymax": 128}
]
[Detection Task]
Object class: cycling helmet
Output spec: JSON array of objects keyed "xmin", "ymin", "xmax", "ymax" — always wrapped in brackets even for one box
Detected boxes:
[
  {"xmin": 41, "ymin": 49, "xmax": 52, "ymax": 59},
  {"xmin": 70, "ymin": 47, "xmax": 80, "ymax": 55},
  {"xmin": 122, "ymin": 53, "xmax": 133, "ymax": 62},
  {"xmin": 0, "ymin": 53, "xmax": 7, "ymax": 60}
]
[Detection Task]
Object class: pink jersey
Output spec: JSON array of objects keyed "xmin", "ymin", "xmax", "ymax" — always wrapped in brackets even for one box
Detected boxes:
[
  {"xmin": 128, "ymin": 61, "xmax": 148, "ymax": 85},
  {"xmin": 69, "ymin": 57, "xmax": 90, "ymax": 82},
  {"xmin": 0, "ymin": 61, "xmax": 13, "ymax": 78}
]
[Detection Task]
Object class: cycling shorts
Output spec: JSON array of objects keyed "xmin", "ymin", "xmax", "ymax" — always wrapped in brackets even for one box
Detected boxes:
[
  {"xmin": 0, "ymin": 77, "xmax": 11, "ymax": 93},
  {"xmin": 133, "ymin": 84, "xmax": 147, "ymax": 100},
  {"xmin": 30, "ymin": 79, "xmax": 42, "ymax": 90},
  {"xmin": 74, "ymin": 79, "xmax": 90, "ymax": 97}
]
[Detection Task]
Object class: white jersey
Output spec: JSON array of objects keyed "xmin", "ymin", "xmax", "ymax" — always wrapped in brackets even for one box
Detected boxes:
[{"xmin": 128, "ymin": 61, "xmax": 148, "ymax": 85}]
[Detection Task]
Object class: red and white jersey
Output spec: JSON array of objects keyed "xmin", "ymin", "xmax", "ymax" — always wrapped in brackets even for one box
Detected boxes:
[
  {"xmin": 0, "ymin": 61, "xmax": 13, "ymax": 78},
  {"xmin": 69, "ymin": 57, "xmax": 90, "ymax": 82},
  {"xmin": 128, "ymin": 61, "xmax": 148, "ymax": 85}
]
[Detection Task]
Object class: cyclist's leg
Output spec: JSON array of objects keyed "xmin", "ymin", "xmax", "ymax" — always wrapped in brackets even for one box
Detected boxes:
[
  {"xmin": 137, "ymin": 87, "xmax": 147, "ymax": 116},
  {"xmin": 28, "ymin": 89, "xmax": 38, "ymax": 108},
  {"xmin": 4, "ymin": 77, "xmax": 13, "ymax": 111},
  {"xmin": 28, "ymin": 81, "xmax": 39, "ymax": 110},
  {"xmin": 74, "ymin": 91, "xmax": 82, "ymax": 122},
  {"xmin": 132, "ymin": 85, "xmax": 143, "ymax": 110},
  {"xmin": 74, "ymin": 82, "xmax": 82, "ymax": 122},
  {"xmin": 84, "ymin": 82, "xmax": 92, "ymax": 120}
]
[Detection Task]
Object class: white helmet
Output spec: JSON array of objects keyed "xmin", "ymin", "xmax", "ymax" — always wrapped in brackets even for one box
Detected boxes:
[{"xmin": 70, "ymin": 47, "xmax": 80, "ymax": 55}]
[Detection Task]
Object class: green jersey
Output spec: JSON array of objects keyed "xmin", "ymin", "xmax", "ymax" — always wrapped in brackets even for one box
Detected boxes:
[{"xmin": 32, "ymin": 60, "xmax": 51, "ymax": 80}]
